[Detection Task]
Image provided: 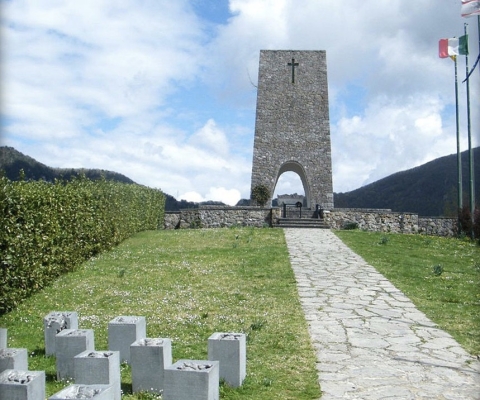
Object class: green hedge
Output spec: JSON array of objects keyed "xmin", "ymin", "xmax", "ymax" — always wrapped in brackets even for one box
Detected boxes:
[{"xmin": 0, "ymin": 176, "xmax": 165, "ymax": 314}]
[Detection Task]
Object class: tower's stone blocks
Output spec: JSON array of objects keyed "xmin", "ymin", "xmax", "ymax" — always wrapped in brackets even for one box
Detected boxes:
[{"xmin": 250, "ymin": 50, "xmax": 334, "ymax": 209}]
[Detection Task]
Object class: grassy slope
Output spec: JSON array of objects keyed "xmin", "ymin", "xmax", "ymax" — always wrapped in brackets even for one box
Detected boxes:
[
  {"xmin": 335, "ymin": 230, "xmax": 480, "ymax": 355},
  {"xmin": 0, "ymin": 228, "xmax": 320, "ymax": 399},
  {"xmin": 3, "ymin": 227, "xmax": 477, "ymax": 399}
]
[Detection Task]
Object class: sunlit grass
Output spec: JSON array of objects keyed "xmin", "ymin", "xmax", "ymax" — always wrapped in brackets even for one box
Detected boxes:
[
  {"xmin": 335, "ymin": 230, "xmax": 480, "ymax": 355},
  {"xmin": 0, "ymin": 228, "xmax": 320, "ymax": 399}
]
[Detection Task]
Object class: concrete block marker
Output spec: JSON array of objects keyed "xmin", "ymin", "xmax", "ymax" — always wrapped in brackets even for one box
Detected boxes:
[
  {"xmin": 56, "ymin": 329, "xmax": 94, "ymax": 381},
  {"xmin": 0, "ymin": 348, "xmax": 29, "ymax": 373},
  {"xmin": 44, "ymin": 312, "xmax": 78, "ymax": 356},
  {"xmin": 130, "ymin": 338, "xmax": 172, "ymax": 394},
  {"xmin": 74, "ymin": 351, "xmax": 121, "ymax": 400},
  {"xmin": 49, "ymin": 384, "xmax": 113, "ymax": 400},
  {"xmin": 0, "ymin": 369, "xmax": 45, "ymax": 400},
  {"xmin": 0, "ymin": 328, "xmax": 7, "ymax": 349},
  {"xmin": 208, "ymin": 332, "xmax": 246, "ymax": 387},
  {"xmin": 108, "ymin": 316, "xmax": 146, "ymax": 364},
  {"xmin": 163, "ymin": 360, "xmax": 219, "ymax": 400}
]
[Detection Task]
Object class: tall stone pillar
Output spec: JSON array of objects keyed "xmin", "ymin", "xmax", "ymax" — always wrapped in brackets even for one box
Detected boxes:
[{"xmin": 250, "ymin": 50, "xmax": 334, "ymax": 209}]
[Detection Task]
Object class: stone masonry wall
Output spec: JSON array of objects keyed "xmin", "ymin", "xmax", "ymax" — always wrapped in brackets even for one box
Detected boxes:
[
  {"xmin": 164, "ymin": 212, "xmax": 181, "ymax": 230},
  {"xmin": 164, "ymin": 207, "xmax": 281, "ymax": 229},
  {"xmin": 324, "ymin": 209, "xmax": 419, "ymax": 234},
  {"xmin": 417, "ymin": 216, "xmax": 458, "ymax": 237},
  {"xmin": 325, "ymin": 209, "xmax": 457, "ymax": 237},
  {"xmin": 165, "ymin": 207, "xmax": 457, "ymax": 237}
]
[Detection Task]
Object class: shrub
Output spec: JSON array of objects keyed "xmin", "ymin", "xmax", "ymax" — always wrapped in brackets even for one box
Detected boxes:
[
  {"xmin": 459, "ymin": 205, "xmax": 480, "ymax": 240},
  {"xmin": 189, "ymin": 217, "xmax": 203, "ymax": 229},
  {"xmin": 432, "ymin": 264, "xmax": 443, "ymax": 276},
  {"xmin": 251, "ymin": 184, "xmax": 270, "ymax": 207},
  {"xmin": 379, "ymin": 235, "xmax": 389, "ymax": 245},
  {"xmin": 474, "ymin": 207, "xmax": 480, "ymax": 240},
  {"xmin": 0, "ymin": 176, "xmax": 165, "ymax": 314},
  {"xmin": 343, "ymin": 222, "xmax": 358, "ymax": 230}
]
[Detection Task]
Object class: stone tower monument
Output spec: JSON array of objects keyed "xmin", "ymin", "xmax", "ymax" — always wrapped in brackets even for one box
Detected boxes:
[{"xmin": 250, "ymin": 50, "xmax": 334, "ymax": 209}]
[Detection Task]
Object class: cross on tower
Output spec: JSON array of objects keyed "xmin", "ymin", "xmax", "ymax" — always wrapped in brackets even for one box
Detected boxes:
[{"xmin": 287, "ymin": 58, "xmax": 299, "ymax": 83}]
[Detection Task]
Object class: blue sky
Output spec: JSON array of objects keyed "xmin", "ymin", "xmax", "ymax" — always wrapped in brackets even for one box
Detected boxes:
[{"xmin": 2, "ymin": 0, "xmax": 479, "ymax": 205}]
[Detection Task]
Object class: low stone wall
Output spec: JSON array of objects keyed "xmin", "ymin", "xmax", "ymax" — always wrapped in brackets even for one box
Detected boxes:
[
  {"xmin": 165, "ymin": 207, "xmax": 281, "ymax": 229},
  {"xmin": 164, "ymin": 212, "xmax": 182, "ymax": 230},
  {"xmin": 325, "ymin": 209, "xmax": 419, "ymax": 234},
  {"xmin": 165, "ymin": 207, "xmax": 458, "ymax": 237},
  {"xmin": 418, "ymin": 216, "xmax": 458, "ymax": 237},
  {"xmin": 324, "ymin": 209, "xmax": 457, "ymax": 237}
]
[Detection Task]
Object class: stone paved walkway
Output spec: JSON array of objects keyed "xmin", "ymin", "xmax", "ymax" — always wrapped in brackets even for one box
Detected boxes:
[{"xmin": 284, "ymin": 228, "xmax": 480, "ymax": 400}]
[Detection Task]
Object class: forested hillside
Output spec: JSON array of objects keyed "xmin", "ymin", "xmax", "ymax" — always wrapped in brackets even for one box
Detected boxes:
[
  {"xmin": 0, "ymin": 146, "xmax": 198, "ymax": 210},
  {"xmin": 0, "ymin": 146, "xmax": 135, "ymax": 183},
  {"xmin": 334, "ymin": 147, "xmax": 480, "ymax": 216},
  {"xmin": 3, "ymin": 145, "xmax": 478, "ymax": 216}
]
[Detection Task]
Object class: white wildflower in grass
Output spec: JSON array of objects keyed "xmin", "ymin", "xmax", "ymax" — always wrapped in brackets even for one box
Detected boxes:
[{"xmin": 79, "ymin": 315, "xmax": 100, "ymax": 327}]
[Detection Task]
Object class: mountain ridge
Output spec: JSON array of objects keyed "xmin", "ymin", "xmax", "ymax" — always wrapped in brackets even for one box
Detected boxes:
[
  {"xmin": 334, "ymin": 147, "xmax": 480, "ymax": 216},
  {"xmin": 0, "ymin": 146, "xmax": 135, "ymax": 184},
  {"xmin": 1, "ymin": 146, "xmax": 478, "ymax": 216},
  {"xmin": 0, "ymin": 146, "xmax": 199, "ymax": 211}
]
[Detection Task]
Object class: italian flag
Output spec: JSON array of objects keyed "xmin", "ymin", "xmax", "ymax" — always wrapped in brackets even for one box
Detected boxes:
[
  {"xmin": 438, "ymin": 36, "xmax": 468, "ymax": 58},
  {"xmin": 461, "ymin": 0, "xmax": 480, "ymax": 17}
]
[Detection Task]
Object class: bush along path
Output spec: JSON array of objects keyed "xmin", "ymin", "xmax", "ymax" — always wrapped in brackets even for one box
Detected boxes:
[{"xmin": 0, "ymin": 175, "xmax": 165, "ymax": 314}]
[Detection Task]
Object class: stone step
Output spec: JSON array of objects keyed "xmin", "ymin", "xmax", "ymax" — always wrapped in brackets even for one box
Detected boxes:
[{"xmin": 276, "ymin": 218, "xmax": 329, "ymax": 229}]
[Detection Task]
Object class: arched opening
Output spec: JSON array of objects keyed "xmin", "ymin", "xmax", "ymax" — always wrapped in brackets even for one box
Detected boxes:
[
  {"xmin": 272, "ymin": 161, "xmax": 311, "ymax": 208},
  {"xmin": 273, "ymin": 172, "xmax": 305, "ymax": 203}
]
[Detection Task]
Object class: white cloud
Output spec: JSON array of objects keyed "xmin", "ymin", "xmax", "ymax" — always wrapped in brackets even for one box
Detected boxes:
[
  {"xmin": 273, "ymin": 171, "xmax": 304, "ymax": 196},
  {"xmin": 204, "ymin": 0, "xmax": 478, "ymax": 196},
  {"xmin": 179, "ymin": 187, "xmax": 242, "ymax": 206},
  {"xmin": 179, "ymin": 191, "xmax": 205, "ymax": 203},
  {"xmin": 332, "ymin": 95, "xmax": 458, "ymax": 190},
  {"xmin": 2, "ymin": 0, "xmax": 204, "ymax": 139},
  {"xmin": 2, "ymin": 0, "xmax": 478, "ymax": 205},
  {"xmin": 189, "ymin": 119, "xmax": 229, "ymax": 156}
]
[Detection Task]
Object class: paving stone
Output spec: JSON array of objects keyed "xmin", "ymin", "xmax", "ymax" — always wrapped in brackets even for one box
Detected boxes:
[{"xmin": 284, "ymin": 228, "xmax": 480, "ymax": 400}]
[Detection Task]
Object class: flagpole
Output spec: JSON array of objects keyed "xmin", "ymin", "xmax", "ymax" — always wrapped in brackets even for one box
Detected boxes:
[
  {"xmin": 464, "ymin": 23, "xmax": 475, "ymax": 238},
  {"xmin": 478, "ymin": 15, "xmax": 480, "ymax": 77},
  {"xmin": 453, "ymin": 55, "xmax": 463, "ymax": 230}
]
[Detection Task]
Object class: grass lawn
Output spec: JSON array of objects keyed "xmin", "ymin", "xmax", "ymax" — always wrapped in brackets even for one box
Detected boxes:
[
  {"xmin": 0, "ymin": 228, "xmax": 321, "ymax": 399},
  {"xmin": 334, "ymin": 230, "xmax": 480, "ymax": 355}
]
